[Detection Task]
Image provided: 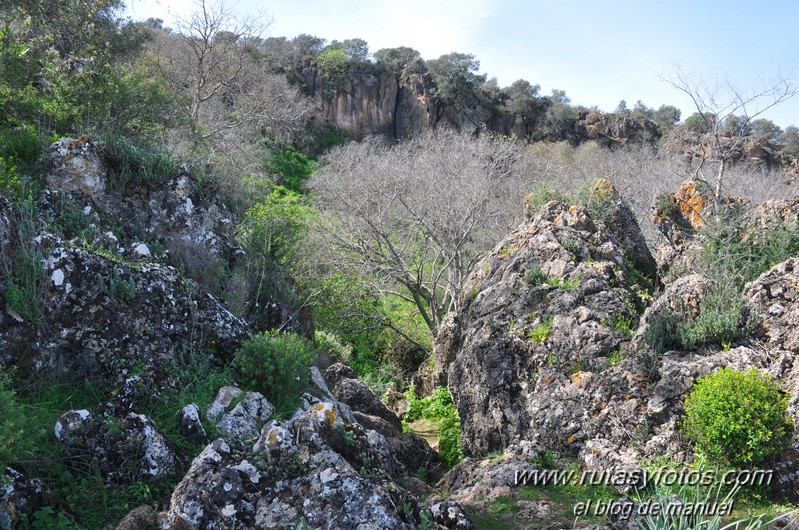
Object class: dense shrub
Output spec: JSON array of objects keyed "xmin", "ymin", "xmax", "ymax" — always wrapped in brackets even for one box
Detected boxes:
[
  {"xmin": 265, "ymin": 146, "xmax": 315, "ymax": 194},
  {"xmin": 681, "ymin": 368, "xmax": 793, "ymax": 466},
  {"xmin": 644, "ymin": 283, "xmax": 758, "ymax": 354},
  {"xmin": 232, "ymin": 330, "xmax": 317, "ymax": 405},
  {"xmin": 404, "ymin": 386, "xmax": 465, "ymax": 467},
  {"xmin": 701, "ymin": 204, "xmax": 799, "ymax": 289}
]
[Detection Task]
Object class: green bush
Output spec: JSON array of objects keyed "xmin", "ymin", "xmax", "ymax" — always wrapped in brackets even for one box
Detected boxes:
[
  {"xmin": 404, "ymin": 386, "xmax": 465, "ymax": 467},
  {"xmin": 264, "ymin": 146, "xmax": 315, "ymax": 193},
  {"xmin": 99, "ymin": 135, "xmax": 178, "ymax": 191},
  {"xmin": 313, "ymin": 329, "xmax": 353, "ymax": 366},
  {"xmin": 701, "ymin": 205, "xmax": 799, "ymax": 289},
  {"xmin": 232, "ymin": 330, "xmax": 317, "ymax": 405},
  {"xmin": 643, "ymin": 287, "xmax": 756, "ymax": 353},
  {"xmin": 681, "ymin": 368, "xmax": 793, "ymax": 466}
]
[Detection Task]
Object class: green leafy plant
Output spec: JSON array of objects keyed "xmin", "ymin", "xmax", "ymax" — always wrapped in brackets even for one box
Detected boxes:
[
  {"xmin": 403, "ymin": 386, "xmax": 464, "ymax": 467},
  {"xmin": 643, "ymin": 287, "xmax": 756, "ymax": 354},
  {"xmin": 525, "ymin": 264, "xmax": 548, "ymax": 286},
  {"xmin": 264, "ymin": 146, "xmax": 315, "ymax": 194},
  {"xmin": 317, "ymin": 48, "xmax": 349, "ymax": 94},
  {"xmin": 97, "ymin": 268, "xmax": 136, "ymax": 305},
  {"xmin": 100, "ymin": 135, "xmax": 178, "ymax": 191},
  {"xmin": 608, "ymin": 314, "xmax": 636, "ymax": 338},
  {"xmin": 0, "ymin": 374, "xmax": 24, "ymax": 468},
  {"xmin": 232, "ymin": 330, "xmax": 318, "ymax": 407},
  {"xmin": 681, "ymin": 368, "xmax": 793, "ymax": 467},
  {"xmin": 528, "ymin": 315, "xmax": 553, "ymax": 344}
]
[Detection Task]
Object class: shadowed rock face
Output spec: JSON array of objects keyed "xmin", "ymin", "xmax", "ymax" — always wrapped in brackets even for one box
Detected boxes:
[{"xmin": 0, "ymin": 241, "xmax": 248, "ymax": 393}]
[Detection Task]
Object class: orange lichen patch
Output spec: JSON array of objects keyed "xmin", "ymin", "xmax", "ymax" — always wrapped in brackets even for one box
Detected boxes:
[
  {"xmin": 673, "ymin": 182, "xmax": 707, "ymax": 228},
  {"xmin": 591, "ymin": 178, "xmax": 615, "ymax": 202},
  {"xmin": 571, "ymin": 371, "xmax": 593, "ymax": 388},
  {"xmin": 567, "ymin": 434, "xmax": 576, "ymax": 444},
  {"xmin": 311, "ymin": 402, "xmax": 338, "ymax": 427}
]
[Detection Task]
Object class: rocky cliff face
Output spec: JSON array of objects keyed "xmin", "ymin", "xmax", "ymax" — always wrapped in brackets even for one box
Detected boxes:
[
  {"xmin": 445, "ymin": 193, "xmax": 652, "ymax": 457},
  {"xmin": 306, "ymin": 69, "xmax": 434, "ymax": 141},
  {"xmin": 441, "ymin": 181, "xmax": 799, "ymax": 502}
]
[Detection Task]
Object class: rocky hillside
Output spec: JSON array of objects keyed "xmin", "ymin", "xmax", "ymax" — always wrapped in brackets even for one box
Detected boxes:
[{"xmin": 3, "ymin": 138, "xmax": 799, "ymax": 529}]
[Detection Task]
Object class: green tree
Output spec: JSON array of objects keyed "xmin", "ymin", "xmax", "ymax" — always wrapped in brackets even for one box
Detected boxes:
[
  {"xmin": 750, "ymin": 118, "xmax": 782, "ymax": 141},
  {"xmin": 328, "ymin": 38, "xmax": 370, "ymax": 63},
  {"xmin": 780, "ymin": 125, "xmax": 799, "ymax": 154},
  {"xmin": 503, "ymin": 79, "xmax": 541, "ymax": 116},
  {"xmin": 652, "ymin": 104, "xmax": 681, "ymax": 135},
  {"xmin": 426, "ymin": 52, "xmax": 487, "ymax": 123},
  {"xmin": 317, "ymin": 48, "xmax": 349, "ymax": 93},
  {"xmin": 373, "ymin": 46, "xmax": 425, "ymax": 77},
  {"xmin": 614, "ymin": 100, "xmax": 630, "ymax": 115}
]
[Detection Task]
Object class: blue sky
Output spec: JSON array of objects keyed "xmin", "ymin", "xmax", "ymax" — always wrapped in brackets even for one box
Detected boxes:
[{"xmin": 126, "ymin": 0, "xmax": 799, "ymax": 128}]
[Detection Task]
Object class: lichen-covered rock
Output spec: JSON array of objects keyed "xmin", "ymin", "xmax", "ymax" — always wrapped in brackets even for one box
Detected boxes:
[
  {"xmin": 55, "ymin": 409, "xmax": 178, "ymax": 484},
  {"xmin": 413, "ymin": 312, "xmax": 460, "ymax": 394},
  {"xmin": 448, "ymin": 200, "xmax": 647, "ymax": 455},
  {"xmin": 54, "ymin": 409, "xmax": 94, "ymax": 446},
  {"xmin": 0, "ymin": 244, "xmax": 247, "ymax": 397},
  {"xmin": 45, "ymin": 137, "xmax": 238, "ymax": 261},
  {"xmin": 323, "ymin": 363, "xmax": 357, "ymax": 389},
  {"xmin": 180, "ymin": 404, "xmax": 207, "ymax": 446},
  {"xmin": 206, "ymin": 386, "xmax": 244, "ymax": 424},
  {"xmin": 0, "ymin": 467, "xmax": 52, "ymax": 526},
  {"xmin": 163, "ymin": 402, "xmax": 424, "ymax": 530},
  {"xmin": 424, "ymin": 498, "xmax": 476, "ymax": 530},
  {"xmin": 215, "ymin": 391, "xmax": 274, "ymax": 443},
  {"xmin": 386, "ymin": 432, "xmax": 445, "ymax": 480},
  {"xmin": 116, "ymin": 504, "xmax": 158, "ymax": 530},
  {"xmin": 744, "ymin": 257, "xmax": 799, "ymax": 354},
  {"xmin": 439, "ymin": 442, "xmax": 541, "ymax": 504}
]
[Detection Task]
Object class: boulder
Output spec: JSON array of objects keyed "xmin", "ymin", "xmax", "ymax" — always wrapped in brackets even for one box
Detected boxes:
[
  {"xmin": 180, "ymin": 404, "xmax": 207, "ymax": 446},
  {"xmin": 448, "ymin": 199, "xmax": 647, "ymax": 455},
  {"xmin": 55, "ymin": 410, "xmax": 177, "ymax": 484},
  {"xmin": 331, "ymin": 377, "xmax": 403, "ymax": 432},
  {"xmin": 214, "ymin": 391, "xmax": 274, "ymax": 443},
  {"xmin": 0, "ymin": 467, "xmax": 52, "ymax": 526},
  {"xmin": 0, "ymin": 242, "xmax": 248, "ymax": 396},
  {"xmin": 162, "ymin": 401, "xmax": 427, "ymax": 529},
  {"xmin": 45, "ymin": 137, "xmax": 238, "ymax": 262}
]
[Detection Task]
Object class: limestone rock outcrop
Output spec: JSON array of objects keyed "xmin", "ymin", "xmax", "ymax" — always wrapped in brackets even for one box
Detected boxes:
[
  {"xmin": 45, "ymin": 137, "xmax": 239, "ymax": 261},
  {"xmin": 0, "ymin": 239, "xmax": 247, "ymax": 392},
  {"xmin": 163, "ymin": 401, "xmax": 436, "ymax": 530},
  {"xmin": 447, "ymin": 197, "xmax": 650, "ymax": 456}
]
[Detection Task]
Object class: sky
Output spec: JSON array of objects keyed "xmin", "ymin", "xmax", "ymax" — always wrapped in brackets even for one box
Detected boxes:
[{"xmin": 125, "ymin": 0, "xmax": 799, "ymax": 128}]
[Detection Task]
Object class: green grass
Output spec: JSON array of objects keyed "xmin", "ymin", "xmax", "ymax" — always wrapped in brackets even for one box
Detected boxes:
[{"xmin": 527, "ymin": 315, "xmax": 553, "ymax": 344}]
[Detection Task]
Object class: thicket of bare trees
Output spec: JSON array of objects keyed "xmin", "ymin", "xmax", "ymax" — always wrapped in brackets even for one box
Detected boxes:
[
  {"xmin": 662, "ymin": 68, "xmax": 797, "ymax": 202},
  {"xmin": 310, "ymin": 129, "xmax": 795, "ymax": 340},
  {"xmin": 143, "ymin": 0, "xmax": 314, "ymax": 184},
  {"xmin": 310, "ymin": 130, "xmax": 529, "ymax": 332}
]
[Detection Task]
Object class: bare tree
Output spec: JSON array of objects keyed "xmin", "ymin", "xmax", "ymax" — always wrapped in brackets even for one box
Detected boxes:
[
  {"xmin": 661, "ymin": 67, "xmax": 797, "ymax": 202},
  {"xmin": 309, "ymin": 130, "xmax": 528, "ymax": 333},
  {"xmin": 145, "ymin": 0, "xmax": 312, "ymax": 141}
]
